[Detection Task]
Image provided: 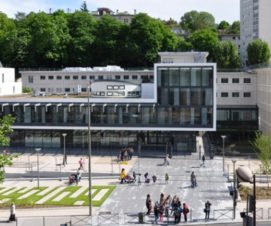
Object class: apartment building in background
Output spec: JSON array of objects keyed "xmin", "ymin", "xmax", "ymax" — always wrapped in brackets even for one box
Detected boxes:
[{"xmin": 240, "ymin": 0, "xmax": 271, "ymax": 65}]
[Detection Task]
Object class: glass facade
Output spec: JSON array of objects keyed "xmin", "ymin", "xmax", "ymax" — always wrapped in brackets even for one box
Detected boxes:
[{"xmin": 157, "ymin": 65, "xmax": 214, "ymax": 128}]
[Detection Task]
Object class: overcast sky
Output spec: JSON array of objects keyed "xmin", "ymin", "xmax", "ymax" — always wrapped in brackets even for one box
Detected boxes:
[{"xmin": 0, "ymin": 0, "xmax": 240, "ymax": 23}]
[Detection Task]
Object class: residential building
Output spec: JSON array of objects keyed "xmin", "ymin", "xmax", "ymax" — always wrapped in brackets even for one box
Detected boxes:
[
  {"xmin": 0, "ymin": 67, "xmax": 22, "ymax": 96},
  {"xmin": 91, "ymin": 8, "xmax": 136, "ymax": 25},
  {"xmin": 240, "ymin": 0, "xmax": 271, "ymax": 65}
]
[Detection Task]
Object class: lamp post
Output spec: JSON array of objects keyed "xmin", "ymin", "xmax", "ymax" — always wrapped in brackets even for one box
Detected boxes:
[
  {"xmin": 87, "ymin": 85, "xmax": 92, "ymax": 216},
  {"xmin": 221, "ymin": 135, "xmax": 226, "ymax": 174},
  {"xmin": 35, "ymin": 148, "xmax": 41, "ymax": 188},
  {"xmin": 232, "ymin": 160, "xmax": 237, "ymax": 219},
  {"xmin": 62, "ymin": 133, "xmax": 67, "ymax": 166}
]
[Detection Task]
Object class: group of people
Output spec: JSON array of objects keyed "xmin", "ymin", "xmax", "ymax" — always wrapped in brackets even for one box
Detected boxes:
[
  {"xmin": 146, "ymin": 193, "xmax": 190, "ymax": 224},
  {"xmin": 119, "ymin": 147, "xmax": 134, "ymax": 161},
  {"xmin": 146, "ymin": 193, "xmax": 212, "ymax": 224},
  {"xmin": 119, "ymin": 168, "xmax": 170, "ymax": 184}
]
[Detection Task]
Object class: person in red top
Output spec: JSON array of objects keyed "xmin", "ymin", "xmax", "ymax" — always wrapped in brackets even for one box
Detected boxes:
[{"xmin": 182, "ymin": 202, "xmax": 189, "ymax": 222}]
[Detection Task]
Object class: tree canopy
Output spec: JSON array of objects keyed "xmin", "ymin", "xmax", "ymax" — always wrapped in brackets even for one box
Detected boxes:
[
  {"xmin": 188, "ymin": 29, "xmax": 219, "ymax": 61},
  {"xmin": 247, "ymin": 39, "xmax": 271, "ymax": 66},
  {"xmin": 0, "ymin": 10, "xmax": 242, "ymax": 68},
  {"xmin": 251, "ymin": 132, "xmax": 271, "ymax": 174},
  {"xmin": 180, "ymin": 11, "xmax": 216, "ymax": 32},
  {"xmin": 0, "ymin": 115, "xmax": 15, "ymax": 182},
  {"xmin": 214, "ymin": 41, "xmax": 240, "ymax": 69}
]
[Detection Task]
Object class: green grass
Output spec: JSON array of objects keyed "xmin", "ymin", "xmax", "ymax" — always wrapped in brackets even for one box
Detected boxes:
[{"xmin": 0, "ymin": 185, "xmax": 115, "ymax": 208}]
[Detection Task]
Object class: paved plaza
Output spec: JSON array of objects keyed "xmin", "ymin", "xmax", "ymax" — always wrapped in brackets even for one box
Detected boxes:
[{"xmin": 0, "ymin": 152, "xmax": 271, "ymax": 225}]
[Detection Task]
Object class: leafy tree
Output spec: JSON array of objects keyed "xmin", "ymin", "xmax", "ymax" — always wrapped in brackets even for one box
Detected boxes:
[
  {"xmin": 214, "ymin": 41, "xmax": 240, "ymax": 68},
  {"xmin": 129, "ymin": 13, "xmax": 179, "ymax": 66},
  {"xmin": 67, "ymin": 11, "xmax": 97, "ymax": 66},
  {"xmin": 251, "ymin": 132, "xmax": 271, "ymax": 174},
  {"xmin": 228, "ymin": 21, "xmax": 240, "ymax": 34},
  {"xmin": 188, "ymin": 29, "xmax": 219, "ymax": 61},
  {"xmin": 80, "ymin": 1, "xmax": 89, "ymax": 12},
  {"xmin": 177, "ymin": 37, "xmax": 193, "ymax": 51},
  {"xmin": 217, "ymin": 20, "xmax": 230, "ymax": 31},
  {"xmin": 180, "ymin": 11, "xmax": 216, "ymax": 32},
  {"xmin": 163, "ymin": 18, "xmax": 178, "ymax": 27},
  {"xmin": 92, "ymin": 15, "xmax": 127, "ymax": 66},
  {"xmin": 0, "ymin": 13, "xmax": 16, "ymax": 65},
  {"xmin": 0, "ymin": 115, "xmax": 15, "ymax": 182},
  {"xmin": 19, "ymin": 11, "xmax": 71, "ymax": 67},
  {"xmin": 247, "ymin": 39, "xmax": 271, "ymax": 66}
]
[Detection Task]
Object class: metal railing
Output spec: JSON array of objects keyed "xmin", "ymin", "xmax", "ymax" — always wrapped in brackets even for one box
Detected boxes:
[{"xmin": 213, "ymin": 209, "xmax": 233, "ymax": 220}]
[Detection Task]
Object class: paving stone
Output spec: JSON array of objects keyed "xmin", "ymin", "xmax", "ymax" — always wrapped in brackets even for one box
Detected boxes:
[
  {"xmin": 37, "ymin": 187, "xmax": 54, "ymax": 196},
  {"xmin": 18, "ymin": 187, "xmax": 32, "ymax": 194},
  {"xmin": 85, "ymin": 189, "xmax": 96, "ymax": 196},
  {"xmin": 0, "ymin": 187, "xmax": 14, "ymax": 194},
  {"xmin": 18, "ymin": 189, "xmax": 39, "ymax": 200},
  {"xmin": 92, "ymin": 189, "xmax": 109, "ymax": 201},
  {"xmin": 36, "ymin": 187, "xmax": 66, "ymax": 204},
  {"xmin": 74, "ymin": 200, "xmax": 85, "ymax": 206},
  {"xmin": 2, "ymin": 187, "xmax": 22, "ymax": 196},
  {"xmin": 0, "ymin": 198, "xmax": 10, "ymax": 204},
  {"xmin": 52, "ymin": 191, "xmax": 70, "ymax": 202},
  {"xmin": 70, "ymin": 186, "xmax": 86, "ymax": 198}
]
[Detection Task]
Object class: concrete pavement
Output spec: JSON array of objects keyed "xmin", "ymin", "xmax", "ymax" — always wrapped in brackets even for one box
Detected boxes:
[{"xmin": 1, "ymin": 152, "xmax": 271, "ymax": 225}]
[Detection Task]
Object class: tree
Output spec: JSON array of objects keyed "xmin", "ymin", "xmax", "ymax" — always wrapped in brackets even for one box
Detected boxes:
[
  {"xmin": 228, "ymin": 21, "xmax": 240, "ymax": 34},
  {"xmin": 129, "ymin": 13, "xmax": 179, "ymax": 66},
  {"xmin": 177, "ymin": 37, "xmax": 193, "ymax": 51},
  {"xmin": 217, "ymin": 20, "xmax": 230, "ymax": 31},
  {"xmin": 80, "ymin": 1, "xmax": 89, "ymax": 12},
  {"xmin": 188, "ymin": 29, "xmax": 219, "ymax": 61},
  {"xmin": 251, "ymin": 132, "xmax": 271, "ymax": 174},
  {"xmin": 247, "ymin": 39, "xmax": 271, "ymax": 66},
  {"xmin": 18, "ymin": 11, "xmax": 71, "ymax": 67},
  {"xmin": 67, "ymin": 11, "xmax": 97, "ymax": 66},
  {"xmin": 214, "ymin": 41, "xmax": 240, "ymax": 69},
  {"xmin": 92, "ymin": 15, "xmax": 127, "ymax": 66},
  {"xmin": 180, "ymin": 11, "xmax": 216, "ymax": 32},
  {"xmin": 0, "ymin": 115, "xmax": 15, "ymax": 182}
]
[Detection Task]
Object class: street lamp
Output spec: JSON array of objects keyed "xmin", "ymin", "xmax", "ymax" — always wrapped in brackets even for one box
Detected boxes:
[
  {"xmin": 35, "ymin": 148, "xmax": 41, "ymax": 188},
  {"xmin": 232, "ymin": 160, "xmax": 237, "ymax": 219},
  {"xmin": 221, "ymin": 135, "xmax": 226, "ymax": 174},
  {"xmin": 62, "ymin": 133, "xmax": 67, "ymax": 166},
  {"xmin": 87, "ymin": 85, "xmax": 92, "ymax": 216}
]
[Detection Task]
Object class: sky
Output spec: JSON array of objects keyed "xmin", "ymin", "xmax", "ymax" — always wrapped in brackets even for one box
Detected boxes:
[{"xmin": 0, "ymin": 0, "xmax": 240, "ymax": 24}]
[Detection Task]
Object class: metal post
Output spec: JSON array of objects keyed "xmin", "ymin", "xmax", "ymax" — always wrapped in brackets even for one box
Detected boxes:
[
  {"xmin": 221, "ymin": 135, "xmax": 226, "ymax": 174},
  {"xmin": 62, "ymin": 133, "xmax": 67, "ymax": 165},
  {"xmin": 232, "ymin": 160, "xmax": 236, "ymax": 219},
  {"xmin": 35, "ymin": 148, "xmax": 41, "ymax": 188},
  {"xmin": 88, "ymin": 86, "xmax": 92, "ymax": 216},
  {"xmin": 253, "ymin": 174, "xmax": 256, "ymax": 226},
  {"xmin": 199, "ymin": 145, "xmax": 202, "ymax": 160}
]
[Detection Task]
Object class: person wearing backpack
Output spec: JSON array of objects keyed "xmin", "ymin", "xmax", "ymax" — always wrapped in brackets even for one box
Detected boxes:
[{"xmin": 183, "ymin": 202, "xmax": 189, "ymax": 222}]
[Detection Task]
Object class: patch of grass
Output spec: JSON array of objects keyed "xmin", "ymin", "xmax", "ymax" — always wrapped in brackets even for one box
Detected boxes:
[
  {"xmin": 45, "ymin": 185, "xmax": 115, "ymax": 207},
  {"xmin": 0, "ymin": 185, "xmax": 115, "ymax": 208},
  {"xmin": 239, "ymin": 185, "xmax": 271, "ymax": 200},
  {"xmin": 0, "ymin": 187, "xmax": 47, "ymax": 208}
]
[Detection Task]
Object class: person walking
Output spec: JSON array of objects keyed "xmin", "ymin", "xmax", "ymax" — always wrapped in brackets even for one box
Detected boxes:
[
  {"xmin": 205, "ymin": 200, "xmax": 212, "ymax": 220},
  {"xmin": 78, "ymin": 157, "xmax": 84, "ymax": 170},
  {"xmin": 153, "ymin": 201, "xmax": 160, "ymax": 224},
  {"xmin": 191, "ymin": 171, "xmax": 197, "ymax": 188},
  {"xmin": 146, "ymin": 194, "xmax": 152, "ymax": 215},
  {"xmin": 9, "ymin": 203, "xmax": 16, "ymax": 222},
  {"xmin": 201, "ymin": 155, "xmax": 206, "ymax": 167},
  {"xmin": 182, "ymin": 202, "xmax": 189, "ymax": 222},
  {"xmin": 165, "ymin": 173, "xmax": 169, "ymax": 184}
]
